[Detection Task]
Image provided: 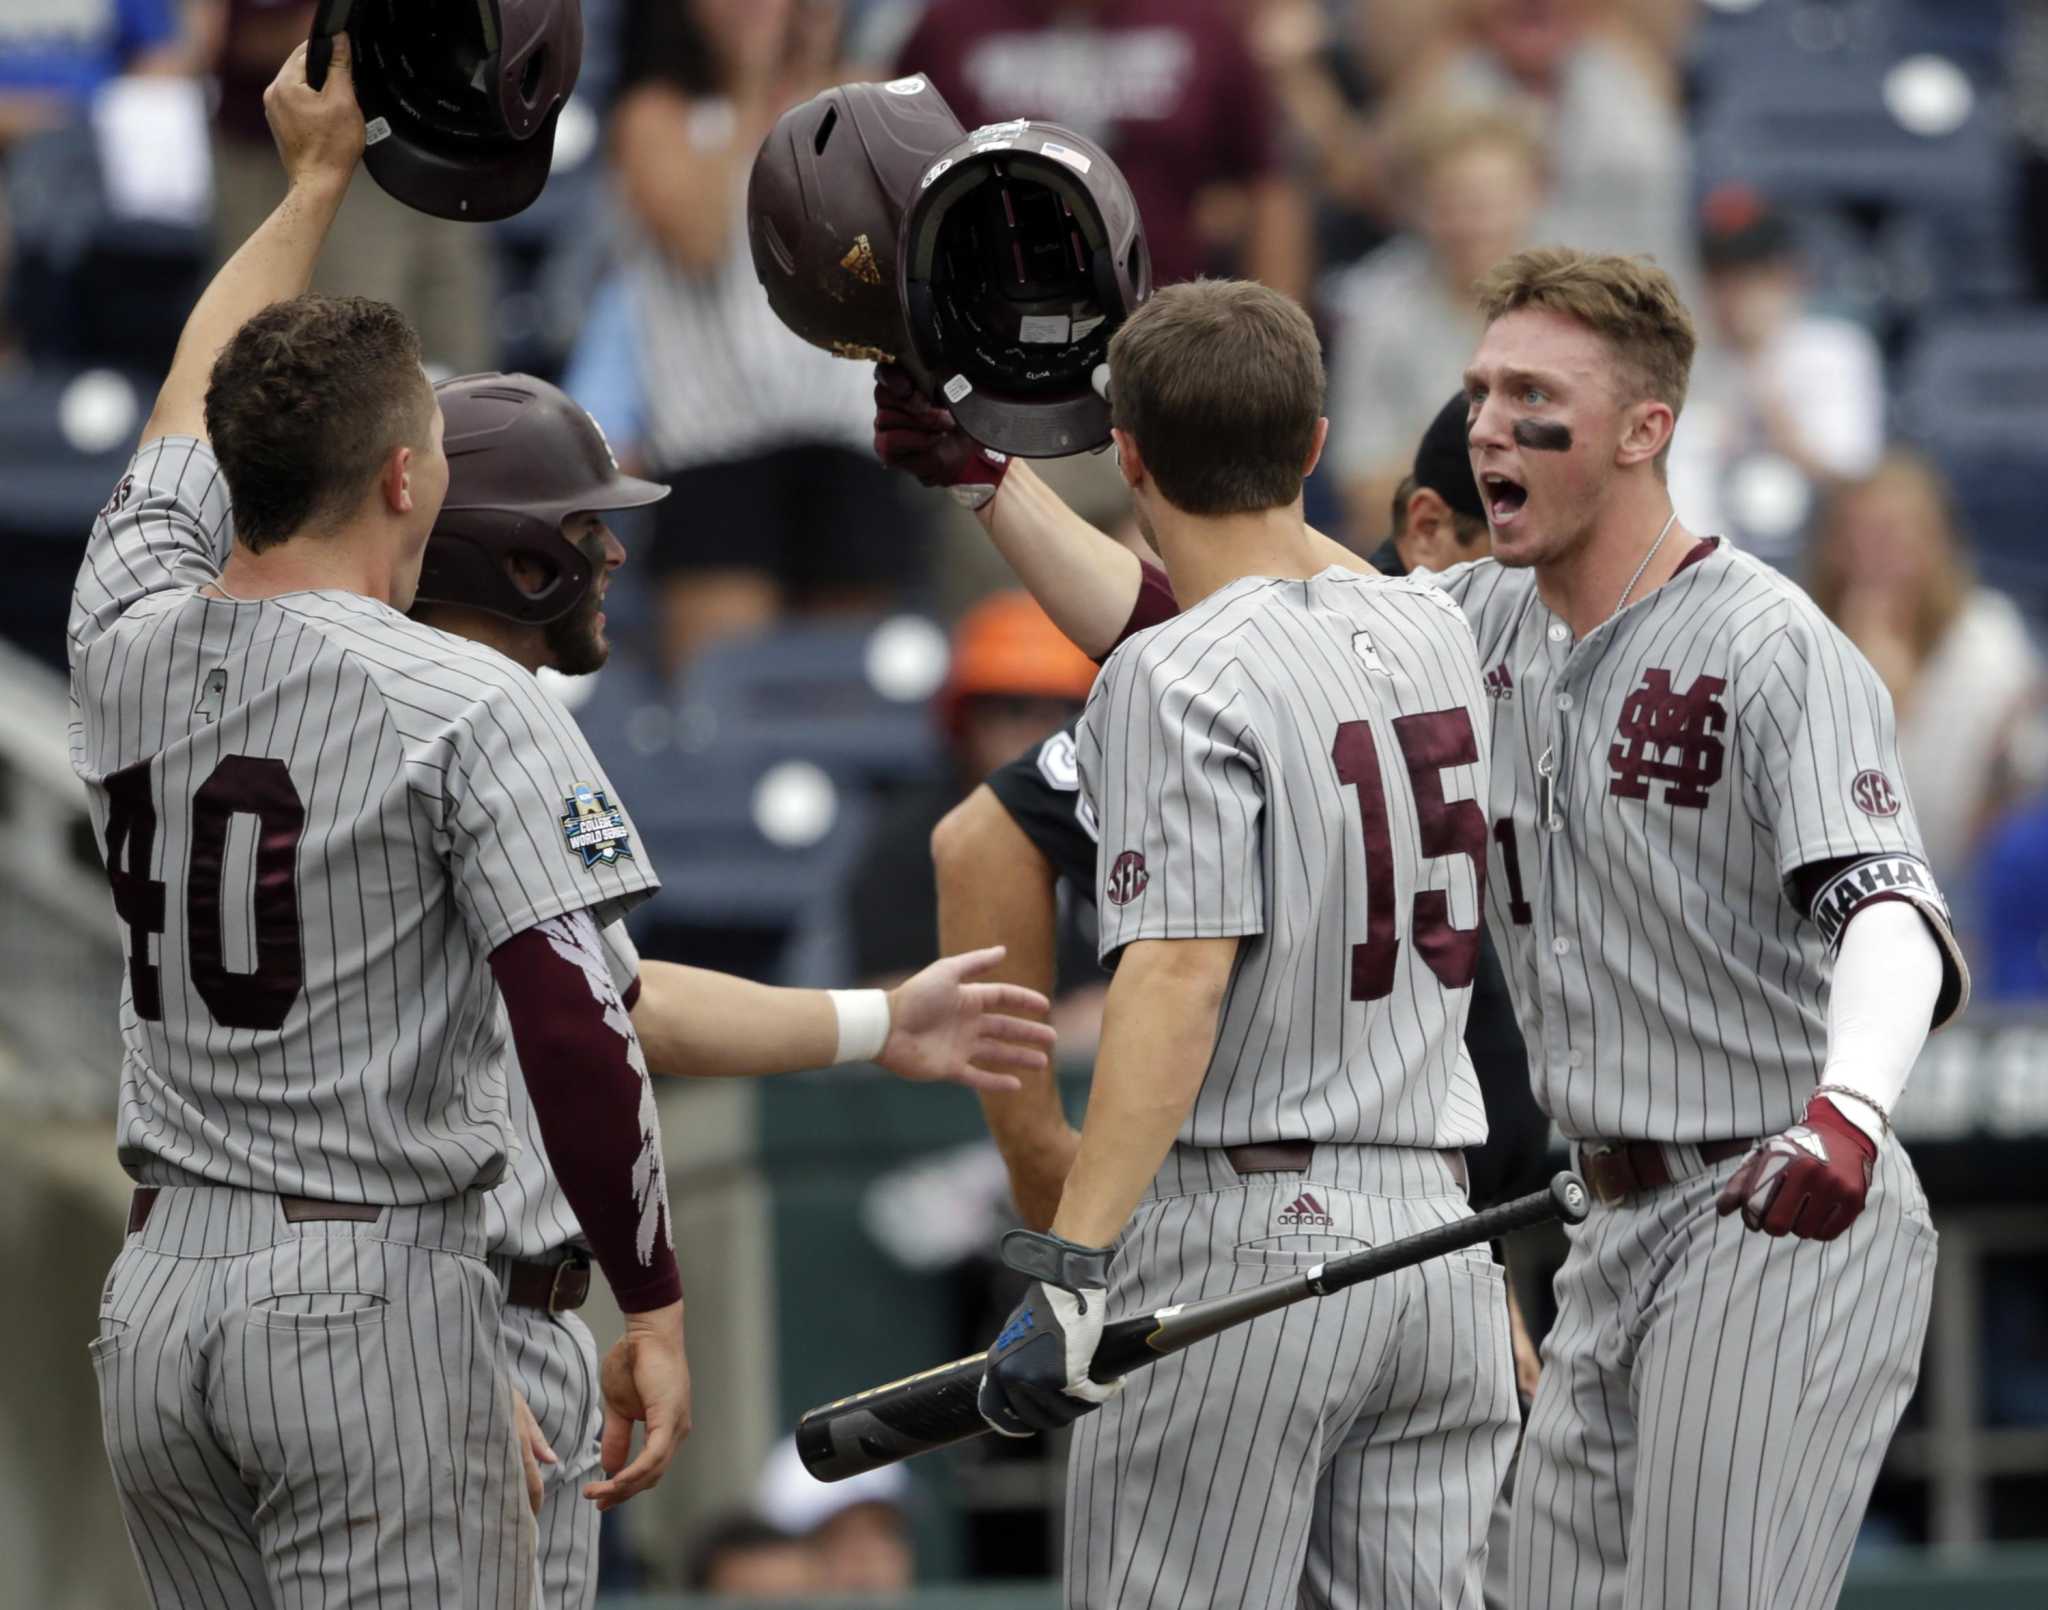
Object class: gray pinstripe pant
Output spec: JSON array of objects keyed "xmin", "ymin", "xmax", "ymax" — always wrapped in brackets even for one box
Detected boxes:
[
  {"xmin": 494, "ymin": 1281, "xmax": 604, "ymax": 1610},
  {"xmin": 1063, "ymin": 1145, "xmax": 1520, "ymax": 1610},
  {"xmin": 1510, "ymin": 1143, "xmax": 1937, "ymax": 1610},
  {"xmin": 92, "ymin": 1186, "xmax": 537, "ymax": 1609}
]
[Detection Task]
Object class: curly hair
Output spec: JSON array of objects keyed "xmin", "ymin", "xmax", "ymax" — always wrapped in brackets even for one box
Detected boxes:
[{"xmin": 203, "ymin": 294, "xmax": 431, "ymax": 553}]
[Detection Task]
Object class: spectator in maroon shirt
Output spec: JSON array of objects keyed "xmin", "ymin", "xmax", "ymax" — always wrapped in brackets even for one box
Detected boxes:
[{"xmin": 895, "ymin": 0, "xmax": 1310, "ymax": 299}]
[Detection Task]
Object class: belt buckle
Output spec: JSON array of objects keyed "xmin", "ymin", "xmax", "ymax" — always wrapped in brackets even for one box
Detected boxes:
[
  {"xmin": 548, "ymin": 1253, "xmax": 589, "ymax": 1314},
  {"xmin": 1579, "ymin": 1141, "xmax": 1632, "ymax": 1207}
]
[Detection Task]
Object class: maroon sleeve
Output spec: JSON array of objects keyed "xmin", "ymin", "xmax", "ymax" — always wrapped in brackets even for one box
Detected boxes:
[
  {"xmin": 493, "ymin": 924, "xmax": 681, "ymax": 1313},
  {"xmin": 1099, "ymin": 560, "xmax": 1182, "ymax": 662}
]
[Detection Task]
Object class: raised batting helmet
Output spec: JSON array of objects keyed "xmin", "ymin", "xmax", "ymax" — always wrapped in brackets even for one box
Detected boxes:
[
  {"xmin": 309, "ymin": 0, "xmax": 582, "ymax": 222},
  {"xmin": 897, "ymin": 120, "xmax": 1149, "ymax": 457},
  {"xmin": 748, "ymin": 75, "xmax": 966, "ymax": 365},
  {"xmin": 418, "ymin": 374, "xmax": 668, "ymax": 626}
]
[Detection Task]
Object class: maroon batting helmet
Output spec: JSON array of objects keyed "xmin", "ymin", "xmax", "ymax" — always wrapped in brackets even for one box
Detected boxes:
[
  {"xmin": 418, "ymin": 373, "xmax": 668, "ymax": 626},
  {"xmin": 310, "ymin": 0, "xmax": 582, "ymax": 222},
  {"xmin": 748, "ymin": 75, "xmax": 966, "ymax": 365},
  {"xmin": 897, "ymin": 120, "xmax": 1150, "ymax": 457}
]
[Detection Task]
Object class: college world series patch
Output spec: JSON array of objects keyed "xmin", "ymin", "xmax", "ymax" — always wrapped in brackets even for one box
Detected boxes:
[{"xmin": 561, "ymin": 783, "xmax": 633, "ymax": 867}]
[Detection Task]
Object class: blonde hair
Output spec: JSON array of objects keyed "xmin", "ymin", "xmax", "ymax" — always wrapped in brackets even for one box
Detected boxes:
[
  {"xmin": 1474, "ymin": 247, "xmax": 1697, "ymax": 459},
  {"xmin": 1396, "ymin": 105, "xmax": 1545, "ymax": 191},
  {"xmin": 1808, "ymin": 450, "xmax": 1972, "ymax": 668}
]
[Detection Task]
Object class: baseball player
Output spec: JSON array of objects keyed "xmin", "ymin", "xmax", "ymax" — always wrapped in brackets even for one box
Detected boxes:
[
  {"xmin": 962, "ymin": 279, "xmax": 1520, "ymax": 1609},
  {"xmin": 879, "ymin": 250, "xmax": 1968, "ymax": 1610},
  {"xmin": 411, "ymin": 369, "xmax": 1059, "ymax": 1610},
  {"xmin": 71, "ymin": 40, "xmax": 687, "ymax": 1607},
  {"xmin": 927, "ymin": 385, "xmax": 1548, "ymax": 1298}
]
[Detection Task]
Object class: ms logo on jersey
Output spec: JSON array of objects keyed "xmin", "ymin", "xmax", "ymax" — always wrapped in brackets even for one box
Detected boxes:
[
  {"xmin": 561, "ymin": 784, "xmax": 633, "ymax": 867},
  {"xmin": 1106, "ymin": 850, "xmax": 1148, "ymax": 907},
  {"xmin": 1608, "ymin": 669, "xmax": 1728, "ymax": 809}
]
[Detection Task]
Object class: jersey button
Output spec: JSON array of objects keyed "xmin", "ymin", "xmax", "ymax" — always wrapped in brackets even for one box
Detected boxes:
[
  {"xmin": 1567, "ymin": 1049, "xmax": 1586, "ymax": 1069},
  {"xmin": 1551, "ymin": 937, "xmax": 1571, "ymax": 956},
  {"xmin": 1548, "ymin": 623, "xmax": 1569, "ymax": 643},
  {"xmin": 1557, "ymin": 693, "xmax": 1574, "ymax": 711}
]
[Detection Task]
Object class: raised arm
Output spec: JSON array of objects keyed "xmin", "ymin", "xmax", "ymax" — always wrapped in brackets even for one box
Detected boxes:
[
  {"xmin": 873, "ymin": 366, "xmax": 1370, "ymax": 660},
  {"xmin": 142, "ymin": 35, "xmax": 363, "ymax": 446}
]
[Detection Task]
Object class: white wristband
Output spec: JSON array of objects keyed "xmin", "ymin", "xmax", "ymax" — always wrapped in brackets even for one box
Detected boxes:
[{"xmin": 829, "ymin": 989, "xmax": 892, "ymax": 1065}]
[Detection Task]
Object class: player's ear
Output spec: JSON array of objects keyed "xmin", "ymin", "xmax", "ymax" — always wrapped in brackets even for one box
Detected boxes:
[
  {"xmin": 1111, "ymin": 426, "xmax": 1144, "ymax": 493},
  {"xmin": 1404, "ymin": 487, "xmax": 1455, "ymax": 571},
  {"xmin": 1302, "ymin": 417, "xmax": 1329, "ymax": 481},
  {"xmin": 382, "ymin": 444, "xmax": 416, "ymax": 515},
  {"xmin": 1615, "ymin": 399, "xmax": 1675, "ymax": 470}
]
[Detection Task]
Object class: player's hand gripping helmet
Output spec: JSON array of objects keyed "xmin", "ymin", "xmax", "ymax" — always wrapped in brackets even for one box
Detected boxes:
[
  {"xmin": 418, "ymin": 374, "xmax": 668, "ymax": 626},
  {"xmin": 749, "ymin": 75, "xmax": 967, "ymax": 365},
  {"xmin": 308, "ymin": 0, "xmax": 582, "ymax": 221},
  {"xmin": 896, "ymin": 119, "xmax": 1149, "ymax": 457}
]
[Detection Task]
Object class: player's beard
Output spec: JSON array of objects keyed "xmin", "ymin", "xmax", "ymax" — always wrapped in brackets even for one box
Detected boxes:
[
  {"xmin": 540, "ymin": 529, "xmax": 612, "ymax": 676},
  {"xmin": 543, "ymin": 586, "xmax": 609, "ymax": 676}
]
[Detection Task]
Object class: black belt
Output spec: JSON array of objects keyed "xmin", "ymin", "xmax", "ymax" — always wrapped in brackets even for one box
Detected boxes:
[
  {"xmin": 500, "ymin": 1251, "xmax": 592, "ymax": 1314},
  {"xmin": 1221, "ymin": 1143, "xmax": 1470, "ymax": 1194},
  {"xmin": 1575, "ymin": 1137, "xmax": 1755, "ymax": 1205},
  {"xmin": 128, "ymin": 1187, "xmax": 381, "ymax": 1234}
]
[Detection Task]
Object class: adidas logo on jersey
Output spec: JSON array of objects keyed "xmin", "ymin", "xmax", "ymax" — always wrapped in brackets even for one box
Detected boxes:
[
  {"xmin": 1485, "ymin": 661, "xmax": 1515, "ymax": 701},
  {"xmin": 1277, "ymin": 1191, "xmax": 1332, "ymax": 1229}
]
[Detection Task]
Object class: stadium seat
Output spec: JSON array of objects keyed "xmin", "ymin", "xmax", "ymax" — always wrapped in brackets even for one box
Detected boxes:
[
  {"xmin": 1895, "ymin": 312, "xmax": 2048, "ymax": 609},
  {"xmin": 1693, "ymin": 49, "xmax": 2010, "ymax": 218},
  {"xmin": 676, "ymin": 618, "xmax": 948, "ymax": 793},
  {"xmin": 0, "ymin": 367, "xmax": 148, "ymax": 669}
]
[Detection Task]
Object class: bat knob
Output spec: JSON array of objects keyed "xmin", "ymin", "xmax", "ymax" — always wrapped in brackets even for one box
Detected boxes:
[{"xmin": 1551, "ymin": 1171, "xmax": 1591, "ymax": 1224}]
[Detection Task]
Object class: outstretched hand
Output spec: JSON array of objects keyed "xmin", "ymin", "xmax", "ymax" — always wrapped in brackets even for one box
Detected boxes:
[
  {"xmin": 880, "ymin": 945, "xmax": 1055, "ymax": 1092},
  {"xmin": 264, "ymin": 33, "xmax": 365, "ymax": 192}
]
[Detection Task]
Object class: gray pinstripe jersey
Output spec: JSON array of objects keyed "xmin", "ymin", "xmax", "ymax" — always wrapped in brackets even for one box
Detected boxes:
[
  {"xmin": 1436, "ymin": 539, "xmax": 1958, "ymax": 1145},
  {"xmin": 1077, "ymin": 566, "xmax": 1493, "ymax": 1150},
  {"xmin": 69, "ymin": 437, "xmax": 659, "ymax": 1201},
  {"xmin": 485, "ymin": 920, "xmax": 642, "ymax": 1258}
]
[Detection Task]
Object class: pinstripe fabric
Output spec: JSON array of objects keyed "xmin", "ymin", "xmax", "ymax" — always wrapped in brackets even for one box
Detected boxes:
[
  {"xmin": 496, "ymin": 1301, "xmax": 603, "ymax": 1610},
  {"xmin": 1064, "ymin": 1145, "xmax": 1518, "ymax": 1609},
  {"xmin": 69, "ymin": 438, "xmax": 659, "ymax": 1202},
  {"xmin": 1435, "ymin": 542, "xmax": 1948, "ymax": 1145},
  {"xmin": 1076, "ymin": 568, "xmax": 1492, "ymax": 1150},
  {"xmin": 92, "ymin": 1187, "xmax": 534, "ymax": 1609},
  {"xmin": 1420, "ymin": 542, "xmax": 1946, "ymax": 1608},
  {"xmin": 486, "ymin": 927, "xmax": 636, "ymax": 1608},
  {"xmin": 1510, "ymin": 1145, "xmax": 1935, "ymax": 1610}
]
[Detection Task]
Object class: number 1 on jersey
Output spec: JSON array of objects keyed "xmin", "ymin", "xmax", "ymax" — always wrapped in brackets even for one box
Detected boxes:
[{"xmin": 1332, "ymin": 709, "xmax": 1488, "ymax": 1003}]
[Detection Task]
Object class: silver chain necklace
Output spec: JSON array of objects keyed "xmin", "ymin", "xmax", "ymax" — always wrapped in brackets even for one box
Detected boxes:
[{"xmin": 1613, "ymin": 510, "xmax": 1680, "ymax": 618}]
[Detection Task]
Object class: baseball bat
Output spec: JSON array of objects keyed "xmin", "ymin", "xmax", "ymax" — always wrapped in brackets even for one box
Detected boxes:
[{"xmin": 797, "ymin": 1170, "xmax": 1590, "ymax": 1481}]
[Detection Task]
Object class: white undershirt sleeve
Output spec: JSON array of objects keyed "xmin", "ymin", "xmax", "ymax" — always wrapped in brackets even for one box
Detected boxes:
[{"xmin": 1819, "ymin": 899, "xmax": 1944, "ymax": 1146}]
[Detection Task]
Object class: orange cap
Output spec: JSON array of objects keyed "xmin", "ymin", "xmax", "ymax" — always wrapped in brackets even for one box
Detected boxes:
[{"xmin": 939, "ymin": 591, "xmax": 1098, "ymax": 729}]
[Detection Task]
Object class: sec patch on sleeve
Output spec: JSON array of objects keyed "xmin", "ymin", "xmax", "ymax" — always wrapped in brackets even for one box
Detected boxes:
[
  {"xmin": 1106, "ymin": 849, "xmax": 1148, "ymax": 906},
  {"xmin": 561, "ymin": 783, "xmax": 634, "ymax": 867},
  {"xmin": 1850, "ymin": 769, "xmax": 1901, "ymax": 817}
]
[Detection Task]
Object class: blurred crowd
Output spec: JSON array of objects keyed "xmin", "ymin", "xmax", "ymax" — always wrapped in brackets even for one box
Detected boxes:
[{"xmin": 8, "ymin": 0, "xmax": 2048, "ymax": 1589}]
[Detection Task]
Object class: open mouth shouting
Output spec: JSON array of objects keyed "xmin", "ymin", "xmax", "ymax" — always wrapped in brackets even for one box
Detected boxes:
[{"xmin": 1482, "ymin": 469, "xmax": 1529, "ymax": 528}]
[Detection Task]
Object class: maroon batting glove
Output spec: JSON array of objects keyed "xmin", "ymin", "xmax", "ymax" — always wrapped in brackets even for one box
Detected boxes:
[
  {"xmin": 873, "ymin": 363, "xmax": 1009, "ymax": 508},
  {"xmin": 1715, "ymin": 1097, "xmax": 1877, "ymax": 1242}
]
